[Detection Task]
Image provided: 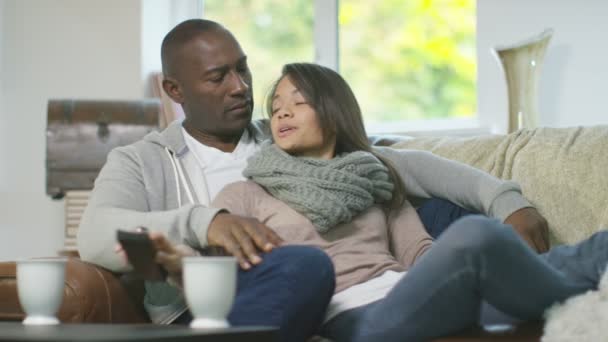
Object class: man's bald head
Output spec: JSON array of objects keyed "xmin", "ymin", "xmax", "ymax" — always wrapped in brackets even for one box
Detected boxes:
[
  {"xmin": 159, "ymin": 19, "xmax": 253, "ymax": 146},
  {"xmin": 161, "ymin": 19, "xmax": 226, "ymax": 79}
]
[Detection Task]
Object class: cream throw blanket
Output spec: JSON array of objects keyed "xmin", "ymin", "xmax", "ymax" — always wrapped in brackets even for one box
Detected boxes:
[
  {"xmin": 542, "ymin": 266, "xmax": 608, "ymax": 341},
  {"xmin": 392, "ymin": 126, "xmax": 608, "ymax": 245}
]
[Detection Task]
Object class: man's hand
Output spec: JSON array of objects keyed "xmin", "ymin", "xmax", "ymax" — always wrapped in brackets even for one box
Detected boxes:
[
  {"xmin": 207, "ymin": 213, "xmax": 283, "ymax": 270},
  {"xmin": 504, "ymin": 207, "xmax": 550, "ymax": 253}
]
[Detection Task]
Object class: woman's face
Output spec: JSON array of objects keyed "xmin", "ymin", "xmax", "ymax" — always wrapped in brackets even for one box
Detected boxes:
[{"xmin": 270, "ymin": 76, "xmax": 336, "ymax": 159}]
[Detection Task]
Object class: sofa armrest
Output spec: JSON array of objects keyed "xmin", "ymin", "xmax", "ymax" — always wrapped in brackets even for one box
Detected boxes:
[
  {"xmin": 0, "ymin": 262, "xmax": 22, "ymax": 321},
  {"xmin": 0, "ymin": 258, "xmax": 149, "ymax": 323}
]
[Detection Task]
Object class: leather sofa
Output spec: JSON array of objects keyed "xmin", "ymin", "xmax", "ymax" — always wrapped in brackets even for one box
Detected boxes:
[{"xmin": 0, "ymin": 257, "xmax": 148, "ymax": 324}]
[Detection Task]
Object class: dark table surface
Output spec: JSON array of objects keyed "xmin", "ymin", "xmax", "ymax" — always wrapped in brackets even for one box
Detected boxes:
[
  {"xmin": 432, "ymin": 322, "xmax": 543, "ymax": 342},
  {"xmin": 0, "ymin": 322, "xmax": 278, "ymax": 342}
]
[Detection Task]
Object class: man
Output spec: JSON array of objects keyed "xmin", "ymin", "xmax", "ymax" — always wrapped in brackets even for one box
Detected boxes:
[
  {"xmin": 78, "ymin": 18, "xmax": 549, "ymax": 341},
  {"xmin": 78, "ymin": 19, "xmax": 335, "ymax": 342}
]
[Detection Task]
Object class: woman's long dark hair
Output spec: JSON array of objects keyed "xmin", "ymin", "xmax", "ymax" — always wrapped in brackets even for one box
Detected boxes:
[{"xmin": 265, "ymin": 62, "xmax": 406, "ymax": 209}]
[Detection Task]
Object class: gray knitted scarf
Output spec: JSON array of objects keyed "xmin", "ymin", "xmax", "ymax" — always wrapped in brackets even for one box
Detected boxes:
[{"xmin": 243, "ymin": 143, "xmax": 394, "ymax": 233}]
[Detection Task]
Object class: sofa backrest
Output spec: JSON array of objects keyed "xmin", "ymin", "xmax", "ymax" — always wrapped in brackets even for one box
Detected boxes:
[{"xmin": 392, "ymin": 126, "xmax": 608, "ymax": 245}]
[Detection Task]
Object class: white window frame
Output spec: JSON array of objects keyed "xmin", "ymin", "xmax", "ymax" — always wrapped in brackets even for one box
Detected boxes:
[
  {"xmin": 201, "ymin": 0, "xmax": 485, "ymax": 136},
  {"xmin": 314, "ymin": 0, "xmax": 339, "ymax": 71}
]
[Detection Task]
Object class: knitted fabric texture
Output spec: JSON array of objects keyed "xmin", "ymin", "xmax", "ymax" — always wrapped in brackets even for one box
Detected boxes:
[{"xmin": 243, "ymin": 143, "xmax": 394, "ymax": 233}]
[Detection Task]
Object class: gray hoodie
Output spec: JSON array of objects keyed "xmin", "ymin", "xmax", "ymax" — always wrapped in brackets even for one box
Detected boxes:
[{"xmin": 77, "ymin": 119, "xmax": 531, "ymax": 323}]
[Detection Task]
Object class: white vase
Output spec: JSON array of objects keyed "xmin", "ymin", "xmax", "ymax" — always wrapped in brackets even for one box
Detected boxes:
[{"xmin": 493, "ymin": 29, "xmax": 553, "ymax": 133}]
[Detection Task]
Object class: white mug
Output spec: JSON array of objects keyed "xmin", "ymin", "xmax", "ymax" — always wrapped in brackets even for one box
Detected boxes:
[
  {"xmin": 183, "ymin": 256, "xmax": 237, "ymax": 329},
  {"xmin": 17, "ymin": 258, "xmax": 67, "ymax": 325}
]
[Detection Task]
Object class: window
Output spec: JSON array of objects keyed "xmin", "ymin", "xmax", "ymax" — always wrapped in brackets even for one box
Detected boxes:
[
  {"xmin": 203, "ymin": 0, "xmax": 314, "ymax": 119},
  {"xmin": 339, "ymin": 0, "xmax": 476, "ymax": 132},
  {"xmin": 203, "ymin": 0, "xmax": 476, "ymax": 133}
]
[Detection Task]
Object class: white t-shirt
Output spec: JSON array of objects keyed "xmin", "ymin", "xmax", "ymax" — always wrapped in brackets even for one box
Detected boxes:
[
  {"xmin": 182, "ymin": 127, "xmax": 260, "ymax": 202},
  {"xmin": 325, "ymin": 270, "xmax": 406, "ymax": 322}
]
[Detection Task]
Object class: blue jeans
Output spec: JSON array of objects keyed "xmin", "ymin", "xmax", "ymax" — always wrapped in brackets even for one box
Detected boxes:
[
  {"xmin": 321, "ymin": 213, "xmax": 608, "ymax": 341},
  {"xmin": 175, "ymin": 245, "xmax": 335, "ymax": 342}
]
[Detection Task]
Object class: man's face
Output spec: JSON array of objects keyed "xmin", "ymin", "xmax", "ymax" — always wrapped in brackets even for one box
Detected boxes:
[{"xmin": 170, "ymin": 30, "xmax": 253, "ymax": 138}]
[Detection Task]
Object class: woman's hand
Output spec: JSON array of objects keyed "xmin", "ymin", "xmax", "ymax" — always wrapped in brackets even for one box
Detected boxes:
[{"xmin": 148, "ymin": 232, "xmax": 198, "ymax": 288}]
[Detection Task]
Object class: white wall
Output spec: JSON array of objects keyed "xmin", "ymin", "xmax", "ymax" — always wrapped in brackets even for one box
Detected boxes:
[
  {"xmin": 478, "ymin": 0, "xmax": 608, "ymax": 133},
  {"xmin": 141, "ymin": 0, "xmax": 202, "ymax": 96},
  {"xmin": 0, "ymin": 0, "xmax": 5, "ymax": 165},
  {"xmin": 141, "ymin": 0, "xmax": 171, "ymax": 96},
  {"xmin": 0, "ymin": 0, "xmax": 202, "ymax": 261},
  {"xmin": 0, "ymin": 0, "xmax": 144, "ymax": 261},
  {"xmin": 0, "ymin": 0, "xmax": 4, "ymax": 111}
]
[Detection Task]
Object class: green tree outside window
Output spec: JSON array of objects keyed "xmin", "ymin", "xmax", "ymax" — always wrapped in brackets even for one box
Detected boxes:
[{"xmin": 204, "ymin": 0, "xmax": 475, "ymax": 123}]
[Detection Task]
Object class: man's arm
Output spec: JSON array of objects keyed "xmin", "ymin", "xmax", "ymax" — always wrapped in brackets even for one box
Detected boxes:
[
  {"xmin": 375, "ymin": 147, "xmax": 530, "ymax": 218},
  {"xmin": 77, "ymin": 147, "xmax": 222, "ymax": 272},
  {"xmin": 375, "ymin": 147, "xmax": 549, "ymax": 252}
]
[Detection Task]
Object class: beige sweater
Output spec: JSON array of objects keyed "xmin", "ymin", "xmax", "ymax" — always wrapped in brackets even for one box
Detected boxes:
[{"xmin": 212, "ymin": 180, "xmax": 433, "ymax": 293}]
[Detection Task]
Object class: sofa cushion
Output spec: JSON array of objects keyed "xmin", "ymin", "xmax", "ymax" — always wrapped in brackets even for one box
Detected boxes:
[{"xmin": 391, "ymin": 126, "xmax": 608, "ymax": 245}]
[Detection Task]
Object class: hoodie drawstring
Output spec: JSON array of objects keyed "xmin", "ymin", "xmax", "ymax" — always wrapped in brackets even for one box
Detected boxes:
[{"xmin": 164, "ymin": 147, "xmax": 194, "ymax": 207}]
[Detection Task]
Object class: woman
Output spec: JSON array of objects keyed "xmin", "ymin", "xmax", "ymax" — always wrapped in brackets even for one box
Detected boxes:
[{"xmin": 152, "ymin": 63, "xmax": 608, "ymax": 341}]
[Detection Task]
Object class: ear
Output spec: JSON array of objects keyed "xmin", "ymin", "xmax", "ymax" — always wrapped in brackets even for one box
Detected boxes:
[{"xmin": 162, "ymin": 77, "xmax": 184, "ymax": 104}]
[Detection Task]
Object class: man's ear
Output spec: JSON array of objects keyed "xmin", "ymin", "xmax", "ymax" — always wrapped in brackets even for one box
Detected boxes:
[{"xmin": 162, "ymin": 77, "xmax": 184, "ymax": 104}]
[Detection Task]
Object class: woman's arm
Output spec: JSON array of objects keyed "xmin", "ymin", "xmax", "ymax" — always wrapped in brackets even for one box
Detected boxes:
[
  {"xmin": 387, "ymin": 203, "xmax": 434, "ymax": 267},
  {"xmin": 211, "ymin": 181, "xmax": 284, "ymax": 269}
]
